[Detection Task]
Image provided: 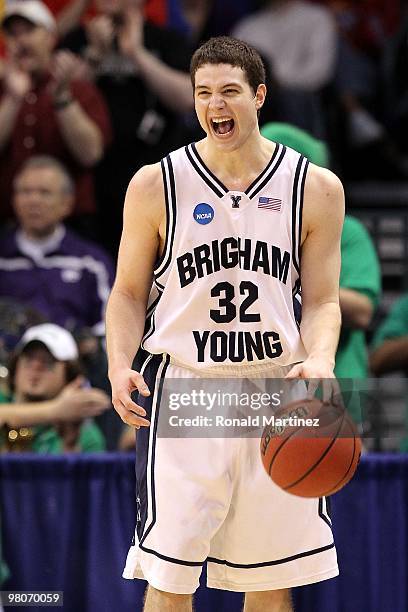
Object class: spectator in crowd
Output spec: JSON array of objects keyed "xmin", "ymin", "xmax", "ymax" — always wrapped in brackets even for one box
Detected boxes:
[
  {"xmin": 175, "ymin": 0, "xmax": 257, "ymax": 45},
  {"xmin": 0, "ymin": 155, "xmax": 123, "ymax": 448},
  {"xmin": 333, "ymin": 214, "xmax": 381, "ymax": 381},
  {"xmin": 0, "ymin": 323, "xmax": 108, "ymax": 453},
  {"xmin": 0, "ymin": 323, "xmax": 110, "ymax": 607},
  {"xmin": 370, "ymin": 296, "xmax": 408, "ymax": 375},
  {"xmin": 261, "ymin": 122, "xmax": 381, "ymax": 419},
  {"xmin": 0, "ymin": 155, "xmax": 114, "ymax": 337},
  {"xmin": 177, "ymin": 0, "xmax": 216, "ymax": 44},
  {"xmin": 328, "ymin": 0, "xmax": 408, "ymax": 180},
  {"xmin": 0, "ymin": 0, "xmax": 112, "ymax": 236},
  {"xmin": 60, "ymin": 0, "xmax": 194, "ymax": 254},
  {"xmin": 232, "ymin": 0, "xmax": 337, "ymax": 137},
  {"xmin": 370, "ymin": 295, "xmax": 408, "ymax": 451},
  {"xmin": 0, "ymin": 297, "xmax": 46, "ymax": 365},
  {"xmin": 54, "ymin": 0, "xmax": 96, "ymax": 39}
]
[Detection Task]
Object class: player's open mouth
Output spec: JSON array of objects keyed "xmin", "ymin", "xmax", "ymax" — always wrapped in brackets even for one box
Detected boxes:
[{"xmin": 211, "ymin": 117, "xmax": 235, "ymax": 137}]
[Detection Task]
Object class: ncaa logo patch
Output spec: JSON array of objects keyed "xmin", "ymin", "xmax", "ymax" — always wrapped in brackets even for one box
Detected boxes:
[{"xmin": 193, "ymin": 203, "xmax": 214, "ymax": 225}]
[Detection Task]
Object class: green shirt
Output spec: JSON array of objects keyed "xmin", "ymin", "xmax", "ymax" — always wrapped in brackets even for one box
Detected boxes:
[
  {"xmin": 335, "ymin": 216, "xmax": 381, "ymax": 379},
  {"xmin": 371, "ymin": 294, "xmax": 408, "ymax": 349},
  {"xmin": 0, "ymin": 392, "xmax": 106, "ymax": 453},
  {"xmin": 371, "ymin": 294, "xmax": 408, "ymax": 451},
  {"xmin": 334, "ymin": 216, "xmax": 381, "ymax": 422},
  {"xmin": 30, "ymin": 421, "xmax": 105, "ymax": 454}
]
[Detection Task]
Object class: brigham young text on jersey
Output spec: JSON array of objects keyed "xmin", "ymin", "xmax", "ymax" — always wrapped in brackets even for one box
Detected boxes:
[{"xmin": 141, "ymin": 142, "xmax": 309, "ymax": 369}]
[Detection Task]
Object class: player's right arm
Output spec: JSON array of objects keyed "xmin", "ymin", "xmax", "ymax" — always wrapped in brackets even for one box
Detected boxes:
[{"xmin": 105, "ymin": 163, "xmax": 164, "ymax": 428}]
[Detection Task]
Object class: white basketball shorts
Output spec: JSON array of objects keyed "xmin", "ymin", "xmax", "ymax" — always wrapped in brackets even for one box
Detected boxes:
[{"xmin": 123, "ymin": 353, "xmax": 339, "ymax": 594}]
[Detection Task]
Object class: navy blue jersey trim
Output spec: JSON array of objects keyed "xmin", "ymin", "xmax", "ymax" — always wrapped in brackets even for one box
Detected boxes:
[
  {"xmin": 293, "ymin": 295, "xmax": 302, "ymax": 330},
  {"xmin": 297, "ymin": 159, "xmax": 309, "ymax": 266},
  {"xmin": 138, "ymin": 539, "xmax": 334, "ymax": 570},
  {"xmin": 318, "ymin": 498, "xmax": 332, "ymax": 529},
  {"xmin": 246, "ymin": 145, "xmax": 286, "ymax": 200},
  {"xmin": 153, "ymin": 158, "xmax": 171, "ymax": 273},
  {"xmin": 326, "ymin": 496, "xmax": 332, "ymax": 519},
  {"xmin": 146, "ymin": 290, "xmax": 162, "ymax": 316},
  {"xmin": 135, "ymin": 354, "xmax": 162, "ymax": 541},
  {"xmin": 291, "ymin": 155, "xmax": 307, "ymax": 275},
  {"xmin": 292, "ymin": 278, "xmax": 302, "ymax": 329},
  {"xmin": 292, "ymin": 278, "xmax": 301, "ymax": 297},
  {"xmin": 185, "ymin": 145, "xmax": 226, "ymax": 198},
  {"xmin": 154, "ymin": 155, "xmax": 177, "ymax": 280},
  {"xmin": 139, "ymin": 354, "xmax": 170, "ymax": 546},
  {"xmin": 154, "ymin": 278, "xmax": 165, "ymax": 292},
  {"xmin": 207, "ymin": 541, "xmax": 335, "ymax": 569},
  {"xmin": 141, "ymin": 289, "xmax": 162, "ymax": 349},
  {"xmin": 191, "ymin": 143, "xmax": 228, "ymax": 194},
  {"xmin": 245, "ymin": 143, "xmax": 281, "ymax": 196},
  {"xmin": 186, "ymin": 143, "xmax": 285, "ymax": 201},
  {"xmin": 139, "ymin": 544, "xmax": 204, "ymax": 567}
]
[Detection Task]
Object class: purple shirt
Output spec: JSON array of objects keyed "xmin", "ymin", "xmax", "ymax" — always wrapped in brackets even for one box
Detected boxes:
[{"xmin": 0, "ymin": 225, "xmax": 115, "ymax": 334}]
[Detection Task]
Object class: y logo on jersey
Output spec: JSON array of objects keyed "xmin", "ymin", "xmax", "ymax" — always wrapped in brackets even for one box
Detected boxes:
[
  {"xmin": 193, "ymin": 203, "xmax": 214, "ymax": 225},
  {"xmin": 230, "ymin": 195, "xmax": 242, "ymax": 208}
]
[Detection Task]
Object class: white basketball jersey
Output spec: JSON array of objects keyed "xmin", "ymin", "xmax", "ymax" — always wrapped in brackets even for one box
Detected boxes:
[{"xmin": 142, "ymin": 142, "xmax": 308, "ymax": 372}]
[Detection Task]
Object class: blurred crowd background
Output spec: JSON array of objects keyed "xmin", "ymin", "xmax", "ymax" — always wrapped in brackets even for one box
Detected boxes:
[{"xmin": 1, "ymin": 0, "xmax": 408, "ymax": 455}]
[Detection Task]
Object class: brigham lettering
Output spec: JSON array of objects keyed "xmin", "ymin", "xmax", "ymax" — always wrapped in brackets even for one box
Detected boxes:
[{"xmin": 177, "ymin": 237, "xmax": 290, "ymax": 288}]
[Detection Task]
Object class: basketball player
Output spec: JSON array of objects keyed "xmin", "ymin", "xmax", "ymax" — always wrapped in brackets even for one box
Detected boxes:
[{"xmin": 106, "ymin": 37, "xmax": 344, "ymax": 612}]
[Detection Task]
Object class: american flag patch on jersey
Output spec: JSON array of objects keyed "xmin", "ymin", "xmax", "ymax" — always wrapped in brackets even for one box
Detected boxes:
[{"xmin": 258, "ymin": 197, "xmax": 282, "ymax": 211}]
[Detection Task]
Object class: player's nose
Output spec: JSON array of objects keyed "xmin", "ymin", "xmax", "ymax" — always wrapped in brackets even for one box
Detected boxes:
[{"xmin": 208, "ymin": 93, "xmax": 226, "ymax": 109}]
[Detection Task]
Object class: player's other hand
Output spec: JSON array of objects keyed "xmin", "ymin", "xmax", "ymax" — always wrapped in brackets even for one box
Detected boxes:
[
  {"xmin": 285, "ymin": 354, "xmax": 335, "ymax": 379},
  {"xmin": 109, "ymin": 368, "xmax": 151, "ymax": 428}
]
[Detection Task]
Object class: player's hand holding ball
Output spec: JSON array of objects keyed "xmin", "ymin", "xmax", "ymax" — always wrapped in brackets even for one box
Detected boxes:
[
  {"xmin": 260, "ymin": 356, "xmax": 362, "ymax": 497},
  {"xmin": 260, "ymin": 393, "xmax": 362, "ymax": 498},
  {"xmin": 285, "ymin": 354, "xmax": 340, "ymax": 402}
]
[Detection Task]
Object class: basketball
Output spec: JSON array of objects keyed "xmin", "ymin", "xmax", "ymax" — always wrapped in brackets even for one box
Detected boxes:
[{"xmin": 260, "ymin": 397, "xmax": 362, "ymax": 497}]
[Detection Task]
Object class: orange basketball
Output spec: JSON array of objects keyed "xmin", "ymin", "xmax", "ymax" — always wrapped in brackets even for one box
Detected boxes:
[{"xmin": 260, "ymin": 397, "xmax": 362, "ymax": 497}]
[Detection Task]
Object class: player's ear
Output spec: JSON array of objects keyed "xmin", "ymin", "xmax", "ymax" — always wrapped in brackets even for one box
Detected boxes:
[{"xmin": 254, "ymin": 84, "xmax": 267, "ymax": 110}]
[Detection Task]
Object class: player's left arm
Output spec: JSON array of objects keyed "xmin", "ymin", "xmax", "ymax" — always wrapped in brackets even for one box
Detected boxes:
[{"xmin": 287, "ymin": 164, "xmax": 345, "ymax": 379}]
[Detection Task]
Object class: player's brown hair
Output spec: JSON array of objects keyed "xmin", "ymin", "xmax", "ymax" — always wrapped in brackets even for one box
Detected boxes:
[{"xmin": 190, "ymin": 36, "xmax": 266, "ymax": 95}]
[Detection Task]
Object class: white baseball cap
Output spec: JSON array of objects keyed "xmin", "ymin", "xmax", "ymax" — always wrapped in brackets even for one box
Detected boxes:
[
  {"xmin": 19, "ymin": 323, "xmax": 79, "ymax": 361},
  {"xmin": 2, "ymin": 1, "xmax": 57, "ymax": 32}
]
